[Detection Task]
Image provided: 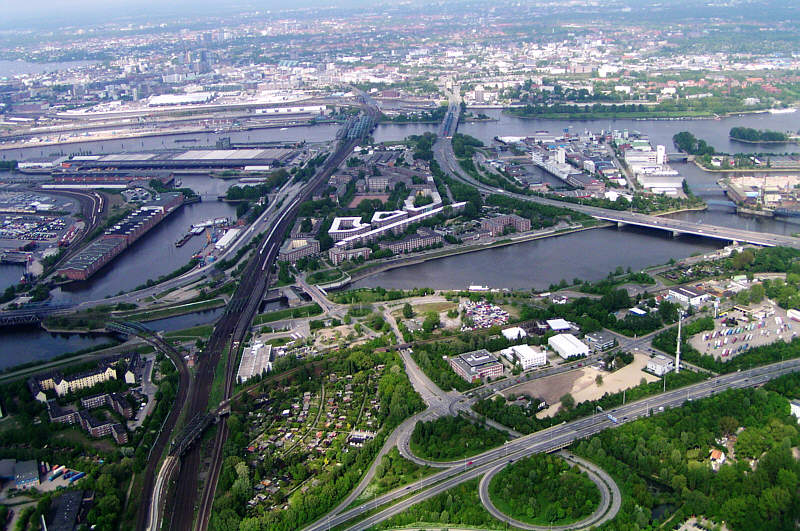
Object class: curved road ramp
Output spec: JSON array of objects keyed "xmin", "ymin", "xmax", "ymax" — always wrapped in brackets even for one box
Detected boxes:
[{"xmin": 478, "ymin": 450, "xmax": 621, "ymax": 531}]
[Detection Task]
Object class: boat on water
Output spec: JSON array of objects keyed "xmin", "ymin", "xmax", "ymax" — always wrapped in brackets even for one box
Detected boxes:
[
  {"xmin": 192, "ymin": 217, "xmax": 229, "ymax": 229},
  {"xmin": 769, "ymin": 108, "xmax": 796, "ymax": 114},
  {"xmin": 175, "ymin": 233, "xmax": 193, "ymax": 247}
]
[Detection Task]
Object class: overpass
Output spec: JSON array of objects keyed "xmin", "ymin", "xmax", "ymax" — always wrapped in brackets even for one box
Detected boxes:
[{"xmin": 595, "ymin": 211, "xmax": 799, "ymax": 248}]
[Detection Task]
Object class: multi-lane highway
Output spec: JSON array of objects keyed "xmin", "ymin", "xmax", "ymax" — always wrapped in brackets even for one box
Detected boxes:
[{"xmin": 304, "ymin": 357, "xmax": 800, "ymax": 531}]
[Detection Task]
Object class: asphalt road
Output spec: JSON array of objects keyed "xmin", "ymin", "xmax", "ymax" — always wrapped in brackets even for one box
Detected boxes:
[
  {"xmin": 433, "ymin": 93, "xmax": 800, "ymax": 250},
  {"xmin": 302, "ymin": 357, "xmax": 800, "ymax": 531},
  {"xmin": 478, "ymin": 450, "xmax": 621, "ymax": 531}
]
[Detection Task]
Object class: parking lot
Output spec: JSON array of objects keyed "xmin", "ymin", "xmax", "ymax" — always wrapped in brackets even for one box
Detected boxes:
[{"xmin": 689, "ymin": 302, "xmax": 796, "ymax": 360}]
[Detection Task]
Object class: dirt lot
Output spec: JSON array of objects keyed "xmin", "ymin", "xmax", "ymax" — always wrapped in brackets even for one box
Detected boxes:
[
  {"xmin": 689, "ymin": 301, "xmax": 796, "ymax": 360},
  {"xmin": 502, "ymin": 353, "xmax": 658, "ymax": 418},
  {"xmin": 348, "ymin": 194, "xmax": 389, "ymax": 208},
  {"xmin": 314, "ymin": 325, "xmax": 357, "ymax": 348}
]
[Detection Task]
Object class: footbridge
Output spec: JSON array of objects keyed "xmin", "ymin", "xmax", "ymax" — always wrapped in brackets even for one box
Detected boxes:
[{"xmin": 595, "ymin": 212, "xmax": 800, "ymax": 248}]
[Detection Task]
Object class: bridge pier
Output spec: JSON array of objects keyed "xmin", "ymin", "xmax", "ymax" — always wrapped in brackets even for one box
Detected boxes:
[
  {"xmin": 617, "ymin": 221, "xmax": 626, "ymax": 229},
  {"xmin": 673, "ymin": 230, "xmax": 681, "ymax": 238}
]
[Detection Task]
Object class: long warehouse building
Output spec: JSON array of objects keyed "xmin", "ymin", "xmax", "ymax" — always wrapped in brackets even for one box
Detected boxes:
[{"xmin": 57, "ymin": 193, "xmax": 184, "ymax": 281}]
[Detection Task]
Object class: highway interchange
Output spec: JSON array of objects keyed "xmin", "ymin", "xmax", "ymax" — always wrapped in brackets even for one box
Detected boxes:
[{"xmin": 304, "ymin": 357, "xmax": 800, "ymax": 531}]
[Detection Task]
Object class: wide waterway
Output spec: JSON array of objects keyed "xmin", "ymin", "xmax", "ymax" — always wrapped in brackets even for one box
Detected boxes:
[{"xmin": 3, "ymin": 109, "xmax": 800, "ymax": 366}]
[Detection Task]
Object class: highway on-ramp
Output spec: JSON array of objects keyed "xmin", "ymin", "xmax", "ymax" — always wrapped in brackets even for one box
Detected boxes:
[{"xmin": 303, "ymin": 357, "xmax": 800, "ymax": 531}]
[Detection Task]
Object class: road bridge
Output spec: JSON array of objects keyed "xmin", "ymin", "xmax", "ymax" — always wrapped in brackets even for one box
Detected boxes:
[{"xmin": 596, "ymin": 212, "xmax": 793, "ymax": 247}]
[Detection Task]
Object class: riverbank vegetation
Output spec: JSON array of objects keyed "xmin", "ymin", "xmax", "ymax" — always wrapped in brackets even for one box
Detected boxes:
[
  {"xmin": 730, "ymin": 126, "xmax": 790, "ymax": 143},
  {"xmin": 381, "ymin": 105, "xmax": 447, "ymax": 124},
  {"xmin": 410, "ymin": 416, "xmax": 507, "ymax": 461},
  {"xmin": 489, "ymin": 453, "xmax": 600, "ymax": 525},
  {"xmin": 225, "ymin": 168, "xmax": 290, "ymax": 200},
  {"xmin": 331, "ymin": 287, "xmax": 434, "ymax": 304}
]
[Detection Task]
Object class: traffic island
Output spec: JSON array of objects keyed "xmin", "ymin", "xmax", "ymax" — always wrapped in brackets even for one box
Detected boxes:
[{"xmin": 479, "ymin": 450, "xmax": 620, "ymax": 530}]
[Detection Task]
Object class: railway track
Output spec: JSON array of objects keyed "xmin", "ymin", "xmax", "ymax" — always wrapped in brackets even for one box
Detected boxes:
[{"xmin": 165, "ymin": 103, "xmax": 376, "ymax": 530}]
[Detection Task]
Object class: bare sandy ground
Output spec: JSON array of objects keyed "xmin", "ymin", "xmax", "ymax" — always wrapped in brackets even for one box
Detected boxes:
[
  {"xmin": 502, "ymin": 353, "xmax": 658, "ymax": 418},
  {"xmin": 501, "ymin": 370, "xmax": 583, "ymax": 404},
  {"xmin": 314, "ymin": 325, "xmax": 356, "ymax": 347}
]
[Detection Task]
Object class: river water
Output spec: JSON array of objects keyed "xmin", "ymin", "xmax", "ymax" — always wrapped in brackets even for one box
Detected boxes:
[
  {"xmin": 0, "ymin": 59, "xmax": 99, "ymax": 79},
  {"xmin": 3, "ymin": 109, "xmax": 800, "ymax": 365}
]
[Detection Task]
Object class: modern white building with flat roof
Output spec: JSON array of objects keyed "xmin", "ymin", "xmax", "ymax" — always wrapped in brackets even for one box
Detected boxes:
[
  {"xmin": 647, "ymin": 355, "xmax": 674, "ymax": 376},
  {"xmin": 329, "ymin": 217, "xmax": 371, "ymax": 241},
  {"xmin": 502, "ymin": 344, "xmax": 547, "ymax": 370},
  {"xmin": 548, "ymin": 334, "xmax": 589, "ymax": 359},
  {"xmin": 546, "ymin": 318, "xmax": 571, "ymax": 332},
  {"xmin": 668, "ymin": 286, "xmax": 709, "ymax": 307}
]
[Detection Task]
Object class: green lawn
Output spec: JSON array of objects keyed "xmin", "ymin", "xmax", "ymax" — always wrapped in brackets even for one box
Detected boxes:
[
  {"xmin": 252, "ymin": 303, "xmax": 322, "ymax": 325},
  {"xmin": 164, "ymin": 325, "xmax": 214, "ymax": 339},
  {"xmin": 121, "ymin": 298, "xmax": 225, "ymax": 321}
]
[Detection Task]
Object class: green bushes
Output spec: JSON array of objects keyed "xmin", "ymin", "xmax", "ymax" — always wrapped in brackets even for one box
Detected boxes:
[
  {"xmin": 410, "ymin": 416, "xmax": 507, "ymax": 460},
  {"xmin": 489, "ymin": 454, "xmax": 599, "ymax": 525}
]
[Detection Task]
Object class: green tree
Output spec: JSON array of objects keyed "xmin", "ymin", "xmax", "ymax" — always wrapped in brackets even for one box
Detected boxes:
[{"xmin": 560, "ymin": 393, "xmax": 575, "ymax": 410}]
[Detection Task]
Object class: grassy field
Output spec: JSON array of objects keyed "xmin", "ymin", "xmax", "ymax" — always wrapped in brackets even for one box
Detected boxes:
[
  {"xmin": 121, "ymin": 298, "xmax": 225, "ymax": 322},
  {"xmin": 164, "ymin": 325, "xmax": 215, "ymax": 339},
  {"xmin": 252, "ymin": 303, "xmax": 323, "ymax": 325}
]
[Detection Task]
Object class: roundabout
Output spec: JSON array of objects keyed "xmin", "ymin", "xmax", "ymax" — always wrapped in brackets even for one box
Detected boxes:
[{"xmin": 478, "ymin": 450, "xmax": 621, "ymax": 531}]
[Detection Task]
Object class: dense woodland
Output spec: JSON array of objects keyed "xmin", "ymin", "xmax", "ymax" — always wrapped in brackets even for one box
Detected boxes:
[
  {"xmin": 575, "ymin": 380, "xmax": 800, "ymax": 531},
  {"xmin": 410, "ymin": 416, "xmax": 508, "ymax": 461},
  {"xmin": 489, "ymin": 454, "xmax": 600, "ymax": 525},
  {"xmin": 730, "ymin": 127, "xmax": 790, "ymax": 143}
]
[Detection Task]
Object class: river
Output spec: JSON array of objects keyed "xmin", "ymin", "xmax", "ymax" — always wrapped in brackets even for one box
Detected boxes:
[
  {"xmin": 3, "ymin": 108, "xmax": 800, "ymax": 366},
  {"xmin": 0, "ymin": 59, "xmax": 99, "ymax": 78}
]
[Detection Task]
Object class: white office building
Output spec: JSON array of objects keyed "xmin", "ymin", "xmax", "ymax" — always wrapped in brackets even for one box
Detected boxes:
[
  {"xmin": 668, "ymin": 287, "xmax": 709, "ymax": 307},
  {"xmin": 502, "ymin": 344, "xmax": 547, "ymax": 370},
  {"xmin": 548, "ymin": 334, "xmax": 589, "ymax": 359},
  {"xmin": 647, "ymin": 355, "xmax": 674, "ymax": 376}
]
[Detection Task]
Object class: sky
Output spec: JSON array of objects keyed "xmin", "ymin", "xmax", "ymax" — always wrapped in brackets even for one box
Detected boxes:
[{"xmin": 0, "ymin": 0, "xmax": 366, "ymax": 28}]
